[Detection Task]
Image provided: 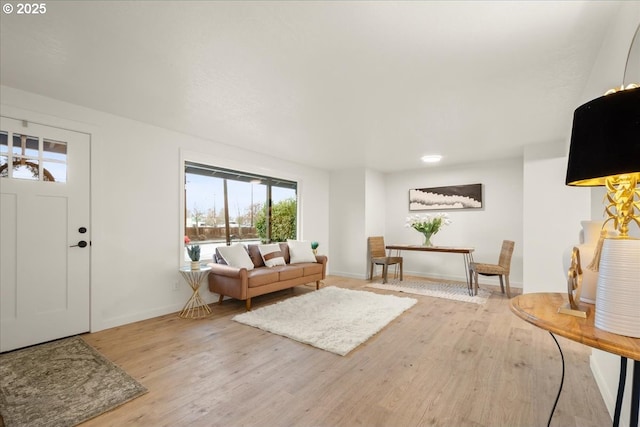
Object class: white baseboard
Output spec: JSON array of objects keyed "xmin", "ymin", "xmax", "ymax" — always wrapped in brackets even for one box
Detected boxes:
[
  {"xmin": 328, "ymin": 270, "xmax": 367, "ymax": 280},
  {"xmin": 91, "ymin": 293, "xmax": 221, "ymax": 333}
]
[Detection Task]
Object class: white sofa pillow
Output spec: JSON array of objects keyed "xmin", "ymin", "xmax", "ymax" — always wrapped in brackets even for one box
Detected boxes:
[
  {"xmin": 258, "ymin": 243, "xmax": 286, "ymax": 267},
  {"xmin": 217, "ymin": 244, "xmax": 254, "ymax": 270},
  {"xmin": 287, "ymin": 240, "xmax": 317, "ymax": 264}
]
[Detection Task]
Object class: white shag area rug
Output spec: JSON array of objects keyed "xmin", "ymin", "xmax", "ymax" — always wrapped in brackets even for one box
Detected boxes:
[
  {"xmin": 366, "ymin": 279, "xmax": 491, "ymax": 305},
  {"xmin": 232, "ymin": 286, "xmax": 417, "ymax": 356}
]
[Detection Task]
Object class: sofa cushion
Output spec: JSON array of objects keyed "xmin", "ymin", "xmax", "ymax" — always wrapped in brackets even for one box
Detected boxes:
[
  {"xmin": 287, "ymin": 240, "xmax": 317, "ymax": 264},
  {"xmin": 247, "ymin": 268, "xmax": 280, "ymax": 288},
  {"xmin": 247, "ymin": 244, "xmax": 266, "ymax": 268},
  {"xmin": 258, "ymin": 243, "xmax": 286, "ymax": 267},
  {"xmin": 274, "ymin": 265, "xmax": 304, "ymax": 281},
  {"xmin": 278, "ymin": 242, "xmax": 291, "ymax": 264},
  {"xmin": 217, "ymin": 244, "xmax": 254, "ymax": 270},
  {"xmin": 302, "ymin": 262, "xmax": 323, "ymax": 276}
]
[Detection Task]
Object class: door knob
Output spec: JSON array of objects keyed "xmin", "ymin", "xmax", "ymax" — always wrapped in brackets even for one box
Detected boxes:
[
  {"xmin": 69, "ymin": 241, "xmax": 88, "ymax": 248},
  {"xmin": 78, "ymin": 227, "xmax": 87, "ymax": 234}
]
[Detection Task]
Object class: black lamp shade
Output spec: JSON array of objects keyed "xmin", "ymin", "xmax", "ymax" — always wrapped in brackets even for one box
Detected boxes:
[{"xmin": 565, "ymin": 87, "xmax": 640, "ymax": 186}]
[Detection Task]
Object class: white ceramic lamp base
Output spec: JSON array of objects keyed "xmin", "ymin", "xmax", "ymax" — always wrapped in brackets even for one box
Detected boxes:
[{"xmin": 594, "ymin": 238, "xmax": 640, "ymax": 338}]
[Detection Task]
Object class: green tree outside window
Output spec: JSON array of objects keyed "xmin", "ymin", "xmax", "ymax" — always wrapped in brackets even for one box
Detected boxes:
[{"xmin": 255, "ymin": 197, "xmax": 297, "ymax": 242}]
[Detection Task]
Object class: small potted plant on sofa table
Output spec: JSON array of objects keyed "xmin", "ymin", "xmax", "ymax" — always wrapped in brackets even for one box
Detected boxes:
[{"xmin": 185, "ymin": 237, "xmax": 201, "ymax": 270}]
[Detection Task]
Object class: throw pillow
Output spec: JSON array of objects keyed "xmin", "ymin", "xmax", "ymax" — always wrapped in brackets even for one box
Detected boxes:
[
  {"xmin": 216, "ymin": 244, "xmax": 254, "ymax": 270},
  {"xmin": 287, "ymin": 240, "xmax": 317, "ymax": 264},
  {"xmin": 258, "ymin": 243, "xmax": 286, "ymax": 267}
]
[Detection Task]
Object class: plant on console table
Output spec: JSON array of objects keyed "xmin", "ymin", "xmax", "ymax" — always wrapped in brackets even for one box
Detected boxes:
[
  {"xmin": 405, "ymin": 212, "xmax": 451, "ymax": 246},
  {"xmin": 184, "ymin": 236, "xmax": 201, "ymax": 270}
]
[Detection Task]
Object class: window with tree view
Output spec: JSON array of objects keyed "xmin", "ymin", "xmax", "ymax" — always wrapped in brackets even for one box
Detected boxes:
[{"xmin": 184, "ymin": 162, "xmax": 297, "ymax": 262}]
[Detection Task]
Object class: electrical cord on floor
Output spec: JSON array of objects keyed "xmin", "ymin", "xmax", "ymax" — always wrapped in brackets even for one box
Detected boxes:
[{"xmin": 548, "ymin": 332, "xmax": 565, "ymax": 427}]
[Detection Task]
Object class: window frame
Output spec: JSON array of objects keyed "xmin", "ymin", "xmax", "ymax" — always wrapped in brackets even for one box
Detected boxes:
[{"xmin": 180, "ymin": 152, "xmax": 301, "ymax": 264}]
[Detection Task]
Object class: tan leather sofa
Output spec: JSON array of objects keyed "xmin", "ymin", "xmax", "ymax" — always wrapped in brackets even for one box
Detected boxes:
[{"xmin": 208, "ymin": 242, "xmax": 328, "ymax": 310}]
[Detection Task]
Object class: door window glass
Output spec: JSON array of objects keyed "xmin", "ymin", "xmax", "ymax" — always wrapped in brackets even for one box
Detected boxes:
[
  {"xmin": 13, "ymin": 161, "xmax": 41, "ymax": 181},
  {"xmin": 0, "ymin": 131, "xmax": 67, "ymax": 182},
  {"xmin": 43, "ymin": 139, "xmax": 67, "ymax": 182},
  {"xmin": 0, "ymin": 132, "xmax": 7, "ymax": 171},
  {"xmin": 0, "ymin": 131, "xmax": 7, "ymax": 153}
]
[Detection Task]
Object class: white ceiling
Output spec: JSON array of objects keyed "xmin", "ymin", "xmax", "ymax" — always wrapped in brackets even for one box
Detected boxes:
[{"xmin": 0, "ymin": 1, "xmax": 625, "ymax": 172}]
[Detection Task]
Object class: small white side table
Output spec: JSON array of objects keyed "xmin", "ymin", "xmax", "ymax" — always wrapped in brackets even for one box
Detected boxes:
[{"xmin": 178, "ymin": 266, "xmax": 212, "ymax": 319}]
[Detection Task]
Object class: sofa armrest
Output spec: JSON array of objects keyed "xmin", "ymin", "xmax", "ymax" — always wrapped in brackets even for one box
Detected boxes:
[
  {"xmin": 207, "ymin": 263, "xmax": 248, "ymax": 279},
  {"xmin": 314, "ymin": 255, "xmax": 328, "ymax": 278},
  {"xmin": 207, "ymin": 263, "xmax": 250, "ymax": 301}
]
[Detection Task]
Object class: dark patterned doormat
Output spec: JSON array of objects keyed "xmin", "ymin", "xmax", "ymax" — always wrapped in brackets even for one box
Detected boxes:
[{"xmin": 0, "ymin": 336, "xmax": 147, "ymax": 427}]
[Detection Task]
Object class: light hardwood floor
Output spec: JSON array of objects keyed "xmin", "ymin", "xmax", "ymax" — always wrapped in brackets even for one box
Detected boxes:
[{"xmin": 81, "ymin": 275, "xmax": 612, "ymax": 427}]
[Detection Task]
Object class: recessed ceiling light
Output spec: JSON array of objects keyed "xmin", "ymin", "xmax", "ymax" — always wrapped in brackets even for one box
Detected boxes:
[{"xmin": 421, "ymin": 155, "xmax": 442, "ymax": 163}]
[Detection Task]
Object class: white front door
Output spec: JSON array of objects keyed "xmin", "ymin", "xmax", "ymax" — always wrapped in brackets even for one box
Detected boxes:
[{"xmin": 0, "ymin": 116, "xmax": 91, "ymax": 352}]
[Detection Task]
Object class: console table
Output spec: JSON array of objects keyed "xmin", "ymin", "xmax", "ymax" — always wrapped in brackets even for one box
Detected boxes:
[
  {"xmin": 385, "ymin": 244, "xmax": 475, "ymax": 293},
  {"xmin": 510, "ymin": 293, "xmax": 640, "ymax": 427}
]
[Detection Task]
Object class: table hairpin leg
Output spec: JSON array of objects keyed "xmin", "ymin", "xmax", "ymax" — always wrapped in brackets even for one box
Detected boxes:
[
  {"xmin": 463, "ymin": 252, "xmax": 474, "ymax": 296},
  {"xmin": 548, "ymin": 332, "xmax": 565, "ymax": 427},
  {"xmin": 392, "ymin": 249, "xmax": 401, "ymax": 280},
  {"xmin": 614, "ymin": 357, "xmax": 639, "ymax": 427},
  {"xmin": 614, "ymin": 357, "xmax": 628, "ymax": 427},
  {"xmin": 631, "ymin": 360, "xmax": 639, "ymax": 427}
]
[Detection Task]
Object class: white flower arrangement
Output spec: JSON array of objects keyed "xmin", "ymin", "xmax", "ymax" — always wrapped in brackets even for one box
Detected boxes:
[{"xmin": 405, "ymin": 212, "xmax": 452, "ymax": 235}]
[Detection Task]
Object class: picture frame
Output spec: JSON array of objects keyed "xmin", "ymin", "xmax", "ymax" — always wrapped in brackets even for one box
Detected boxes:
[{"xmin": 409, "ymin": 183, "xmax": 482, "ymax": 211}]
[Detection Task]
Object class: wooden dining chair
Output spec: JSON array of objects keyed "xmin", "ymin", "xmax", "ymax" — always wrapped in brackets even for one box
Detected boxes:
[
  {"xmin": 469, "ymin": 240, "xmax": 515, "ymax": 298},
  {"xmin": 368, "ymin": 236, "xmax": 403, "ymax": 284}
]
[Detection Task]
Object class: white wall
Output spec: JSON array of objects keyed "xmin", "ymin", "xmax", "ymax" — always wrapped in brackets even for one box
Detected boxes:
[
  {"xmin": 1, "ymin": 86, "xmax": 331, "ymax": 332},
  {"xmin": 364, "ymin": 169, "xmax": 386, "ymax": 278},
  {"xmin": 329, "ymin": 168, "xmax": 366, "ymax": 278},
  {"xmin": 522, "ymin": 141, "xmax": 592, "ymax": 293},
  {"xmin": 364, "ymin": 169, "xmax": 386, "ymax": 238}
]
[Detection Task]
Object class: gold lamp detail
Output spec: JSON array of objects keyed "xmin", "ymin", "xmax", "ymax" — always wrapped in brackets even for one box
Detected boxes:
[{"xmin": 565, "ymin": 86, "xmax": 640, "ymax": 238}]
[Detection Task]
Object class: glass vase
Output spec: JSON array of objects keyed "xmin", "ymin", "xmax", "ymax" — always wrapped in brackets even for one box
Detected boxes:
[{"xmin": 422, "ymin": 232, "xmax": 433, "ymax": 247}]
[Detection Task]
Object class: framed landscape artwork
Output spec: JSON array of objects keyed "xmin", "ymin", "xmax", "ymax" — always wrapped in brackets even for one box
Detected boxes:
[{"xmin": 409, "ymin": 183, "xmax": 482, "ymax": 211}]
